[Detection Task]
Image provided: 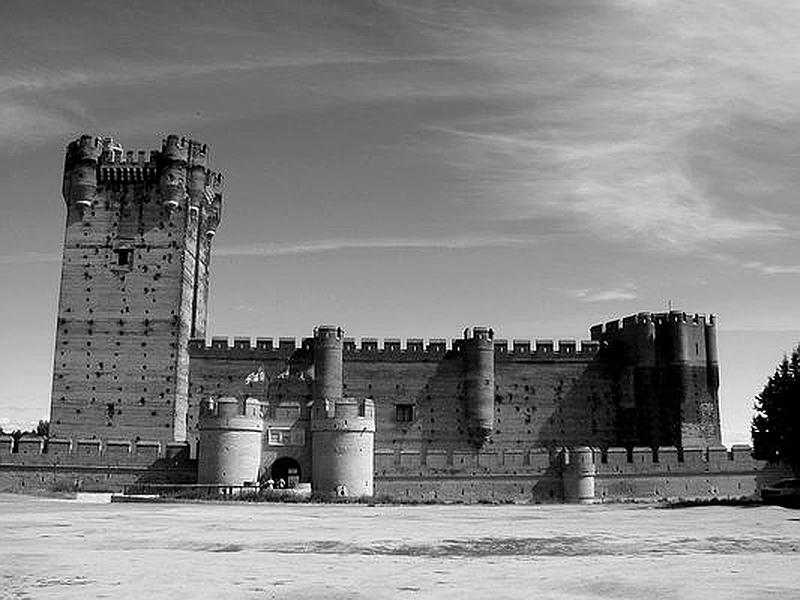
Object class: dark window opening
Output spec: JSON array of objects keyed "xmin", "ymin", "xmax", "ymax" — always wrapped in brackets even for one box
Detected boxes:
[
  {"xmin": 106, "ymin": 403, "xmax": 115, "ymax": 419},
  {"xmin": 395, "ymin": 404, "xmax": 414, "ymax": 422},
  {"xmin": 115, "ymin": 249, "xmax": 133, "ymax": 267}
]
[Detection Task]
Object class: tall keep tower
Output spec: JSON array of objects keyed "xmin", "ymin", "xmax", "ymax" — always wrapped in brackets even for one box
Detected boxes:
[{"xmin": 50, "ymin": 135, "xmax": 222, "ymax": 443}]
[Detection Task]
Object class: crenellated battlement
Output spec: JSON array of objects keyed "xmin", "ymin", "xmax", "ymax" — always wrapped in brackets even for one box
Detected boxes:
[
  {"xmin": 374, "ymin": 443, "xmax": 767, "ymax": 475},
  {"xmin": 102, "ymin": 148, "xmax": 158, "ymax": 166},
  {"xmin": 591, "ymin": 311, "xmax": 716, "ymax": 340},
  {"xmin": 63, "ymin": 134, "xmax": 224, "ymax": 211},
  {"xmin": 312, "ymin": 397, "xmax": 375, "ymax": 425},
  {"xmin": 0, "ymin": 435, "xmax": 190, "ymax": 463},
  {"xmin": 189, "ymin": 335, "xmax": 601, "ymax": 360},
  {"xmin": 199, "ymin": 396, "xmax": 262, "ymax": 423}
]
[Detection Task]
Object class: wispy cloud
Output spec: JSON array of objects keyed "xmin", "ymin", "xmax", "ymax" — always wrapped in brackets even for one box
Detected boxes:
[
  {"xmin": 744, "ymin": 262, "xmax": 800, "ymax": 276},
  {"xmin": 562, "ymin": 283, "xmax": 639, "ymax": 303},
  {"xmin": 388, "ymin": 1, "xmax": 800, "ymax": 252},
  {"xmin": 3, "ymin": 0, "xmax": 798, "ymax": 256},
  {"xmin": 216, "ymin": 235, "xmax": 533, "ymax": 258}
]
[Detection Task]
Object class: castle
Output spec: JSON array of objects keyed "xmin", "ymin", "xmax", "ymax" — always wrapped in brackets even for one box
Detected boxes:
[{"xmin": 0, "ymin": 135, "xmax": 786, "ymax": 502}]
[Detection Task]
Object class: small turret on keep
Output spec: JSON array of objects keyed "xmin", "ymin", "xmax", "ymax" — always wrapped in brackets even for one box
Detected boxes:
[
  {"xmin": 187, "ymin": 140, "xmax": 209, "ymax": 216},
  {"xmin": 158, "ymin": 134, "xmax": 189, "ymax": 211},
  {"xmin": 63, "ymin": 135, "xmax": 103, "ymax": 210}
]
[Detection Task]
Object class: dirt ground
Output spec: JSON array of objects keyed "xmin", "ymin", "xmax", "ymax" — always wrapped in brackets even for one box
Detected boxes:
[{"xmin": 1, "ymin": 494, "xmax": 798, "ymax": 599}]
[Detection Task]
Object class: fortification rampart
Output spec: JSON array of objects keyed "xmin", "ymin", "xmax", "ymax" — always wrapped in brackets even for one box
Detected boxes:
[
  {"xmin": 1, "ymin": 433, "xmax": 787, "ymax": 502},
  {"xmin": 189, "ymin": 336, "xmax": 600, "ymax": 362},
  {"xmin": 590, "ymin": 311, "xmax": 714, "ymax": 339},
  {"xmin": 373, "ymin": 444, "xmax": 790, "ymax": 503},
  {"xmin": 0, "ymin": 436, "xmax": 195, "ymax": 493}
]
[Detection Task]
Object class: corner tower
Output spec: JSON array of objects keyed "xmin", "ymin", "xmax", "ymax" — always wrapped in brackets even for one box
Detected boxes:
[
  {"xmin": 591, "ymin": 311, "xmax": 721, "ymax": 448},
  {"xmin": 50, "ymin": 135, "xmax": 223, "ymax": 444}
]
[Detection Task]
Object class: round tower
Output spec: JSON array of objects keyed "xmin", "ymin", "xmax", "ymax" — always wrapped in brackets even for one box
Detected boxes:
[
  {"xmin": 310, "ymin": 325, "xmax": 374, "ymax": 497},
  {"xmin": 562, "ymin": 446, "xmax": 596, "ymax": 503},
  {"xmin": 313, "ymin": 325, "xmax": 343, "ymax": 408},
  {"xmin": 311, "ymin": 398, "xmax": 376, "ymax": 497},
  {"xmin": 63, "ymin": 135, "xmax": 103, "ymax": 210},
  {"xmin": 197, "ymin": 397, "xmax": 263, "ymax": 487},
  {"xmin": 158, "ymin": 134, "xmax": 189, "ymax": 211},
  {"xmin": 463, "ymin": 326, "xmax": 495, "ymax": 446}
]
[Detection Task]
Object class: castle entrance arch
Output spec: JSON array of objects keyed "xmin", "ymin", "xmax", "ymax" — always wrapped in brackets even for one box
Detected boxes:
[{"xmin": 270, "ymin": 457, "xmax": 301, "ymax": 489}]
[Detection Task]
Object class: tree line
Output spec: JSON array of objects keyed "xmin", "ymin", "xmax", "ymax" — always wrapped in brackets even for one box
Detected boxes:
[{"xmin": 752, "ymin": 343, "xmax": 800, "ymax": 471}]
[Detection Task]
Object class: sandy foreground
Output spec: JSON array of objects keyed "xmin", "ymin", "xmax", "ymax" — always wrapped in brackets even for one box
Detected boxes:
[{"xmin": 0, "ymin": 494, "xmax": 798, "ymax": 600}]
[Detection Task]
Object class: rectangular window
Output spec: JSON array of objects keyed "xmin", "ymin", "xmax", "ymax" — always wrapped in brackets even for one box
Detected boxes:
[
  {"xmin": 268, "ymin": 429, "xmax": 286, "ymax": 446},
  {"xmin": 114, "ymin": 248, "xmax": 133, "ymax": 267},
  {"xmin": 267, "ymin": 428, "xmax": 305, "ymax": 447},
  {"xmin": 395, "ymin": 404, "xmax": 414, "ymax": 422}
]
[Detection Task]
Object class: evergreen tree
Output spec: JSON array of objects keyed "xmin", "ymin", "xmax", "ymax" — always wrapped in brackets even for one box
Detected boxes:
[
  {"xmin": 35, "ymin": 420, "xmax": 49, "ymax": 438},
  {"xmin": 751, "ymin": 344, "xmax": 800, "ymax": 469}
]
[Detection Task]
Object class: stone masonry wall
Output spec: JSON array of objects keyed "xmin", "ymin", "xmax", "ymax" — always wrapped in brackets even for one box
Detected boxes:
[
  {"xmin": 188, "ymin": 337, "xmax": 618, "ymax": 475},
  {"xmin": 0, "ymin": 436, "xmax": 195, "ymax": 493}
]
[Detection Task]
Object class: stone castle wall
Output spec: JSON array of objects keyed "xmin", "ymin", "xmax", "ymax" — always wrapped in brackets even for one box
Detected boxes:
[
  {"xmin": 2, "ymin": 434, "xmax": 787, "ymax": 502},
  {"xmin": 372, "ymin": 445, "xmax": 789, "ymax": 503},
  {"xmin": 0, "ymin": 436, "xmax": 194, "ymax": 493},
  {"xmin": 188, "ymin": 336, "xmax": 629, "ymax": 465}
]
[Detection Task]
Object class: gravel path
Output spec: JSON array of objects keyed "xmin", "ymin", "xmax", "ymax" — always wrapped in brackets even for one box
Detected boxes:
[{"xmin": 1, "ymin": 495, "xmax": 798, "ymax": 599}]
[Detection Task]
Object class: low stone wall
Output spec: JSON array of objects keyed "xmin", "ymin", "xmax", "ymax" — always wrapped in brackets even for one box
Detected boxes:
[
  {"xmin": 374, "ymin": 445, "xmax": 791, "ymax": 503},
  {"xmin": 595, "ymin": 445, "xmax": 790, "ymax": 501},
  {"xmin": 1, "ymin": 438, "xmax": 791, "ymax": 502},
  {"xmin": 0, "ymin": 436, "xmax": 196, "ymax": 493}
]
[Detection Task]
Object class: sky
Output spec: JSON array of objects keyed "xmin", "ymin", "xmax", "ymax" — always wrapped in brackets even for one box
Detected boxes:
[{"xmin": 0, "ymin": 0, "xmax": 798, "ymax": 444}]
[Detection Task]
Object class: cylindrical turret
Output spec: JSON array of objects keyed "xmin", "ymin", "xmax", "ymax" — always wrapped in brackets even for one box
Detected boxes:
[
  {"xmin": 197, "ymin": 397, "xmax": 263, "ymax": 487},
  {"xmin": 311, "ymin": 398, "xmax": 375, "ymax": 497},
  {"xmin": 705, "ymin": 314, "xmax": 719, "ymax": 391},
  {"xmin": 665, "ymin": 311, "xmax": 690, "ymax": 363},
  {"xmin": 463, "ymin": 326, "xmax": 495, "ymax": 446},
  {"xmin": 186, "ymin": 140, "xmax": 208, "ymax": 216},
  {"xmin": 158, "ymin": 134, "xmax": 188, "ymax": 211},
  {"xmin": 562, "ymin": 446, "xmax": 596, "ymax": 503},
  {"xmin": 313, "ymin": 325, "xmax": 344, "ymax": 410},
  {"xmin": 63, "ymin": 135, "xmax": 103, "ymax": 210}
]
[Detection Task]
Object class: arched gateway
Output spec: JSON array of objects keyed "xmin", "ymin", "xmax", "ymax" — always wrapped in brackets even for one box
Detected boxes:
[{"xmin": 269, "ymin": 457, "xmax": 301, "ymax": 488}]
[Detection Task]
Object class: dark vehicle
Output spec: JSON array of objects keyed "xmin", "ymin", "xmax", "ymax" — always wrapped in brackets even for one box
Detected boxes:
[{"xmin": 761, "ymin": 478, "xmax": 800, "ymax": 508}]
